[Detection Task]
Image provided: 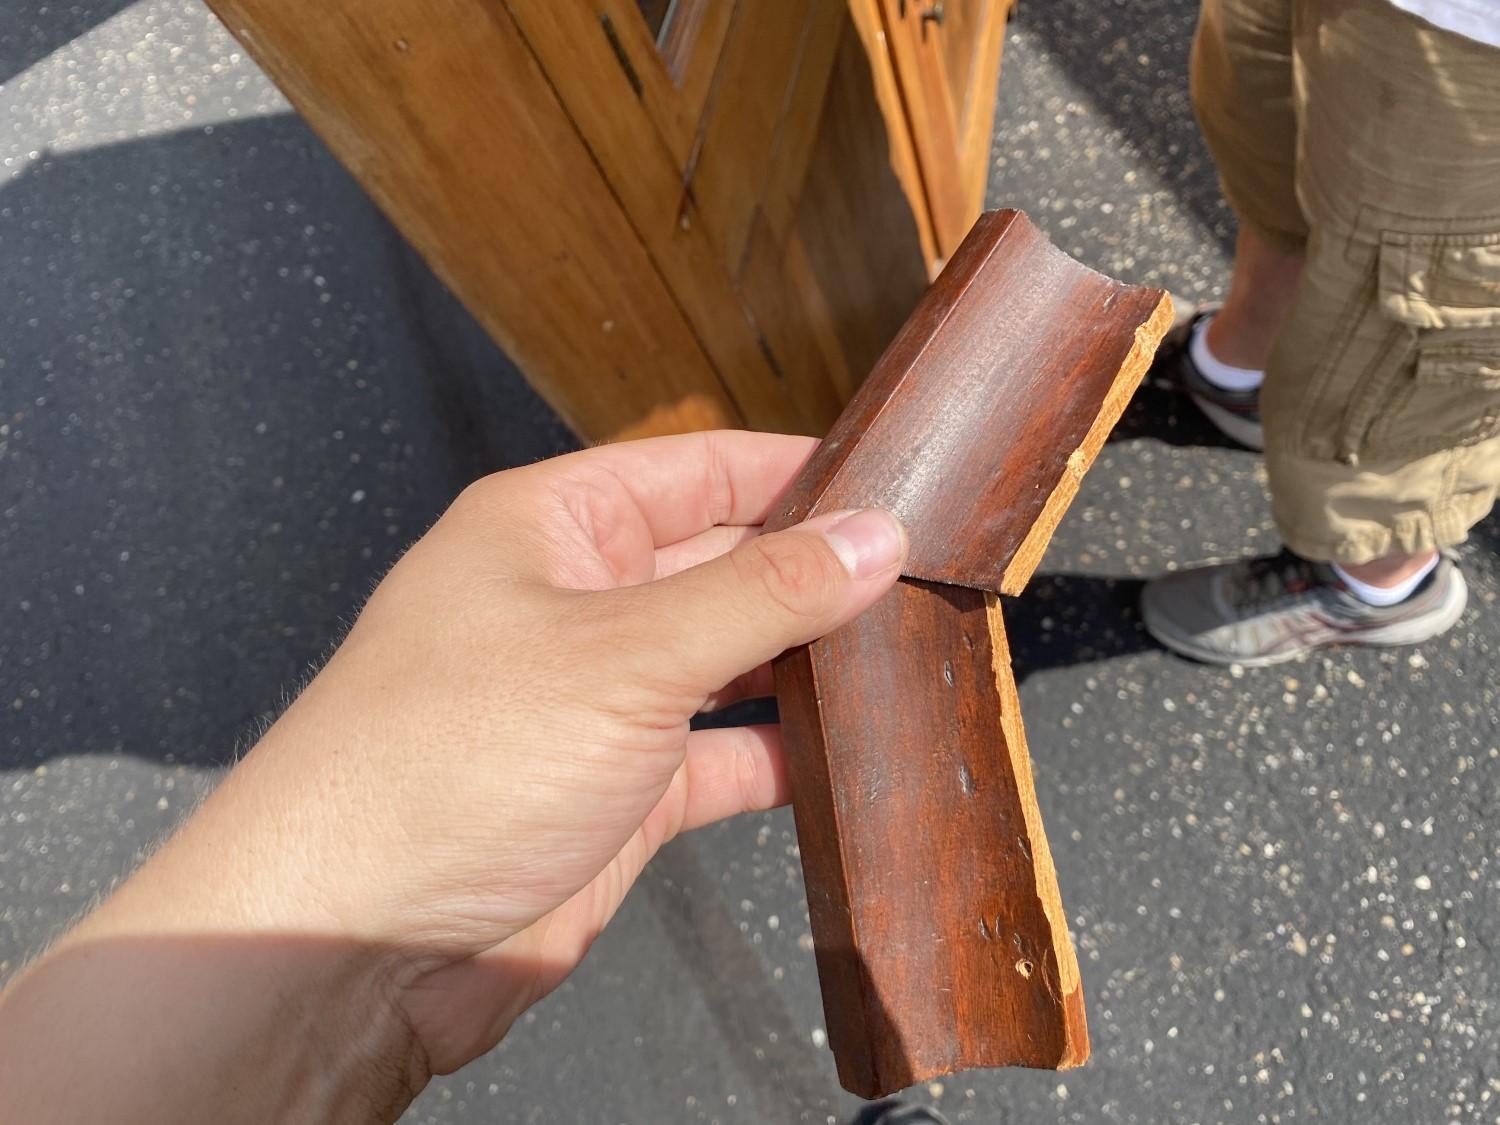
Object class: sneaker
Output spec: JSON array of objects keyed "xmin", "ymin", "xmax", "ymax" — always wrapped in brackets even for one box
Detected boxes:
[
  {"xmin": 1140, "ymin": 549, "xmax": 1467, "ymax": 666},
  {"xmin": 851, "ymin": 1103, "xmax": 952, "ymax": 1125},
  {"xmin": 1164, "ymin": 307, "xmax": 1265, "ymax": 451}
]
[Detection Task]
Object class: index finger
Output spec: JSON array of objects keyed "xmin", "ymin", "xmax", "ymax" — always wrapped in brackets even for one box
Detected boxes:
[{"xmin": 535, "ymin": 430, "xmax": 818, "ymax": 547}]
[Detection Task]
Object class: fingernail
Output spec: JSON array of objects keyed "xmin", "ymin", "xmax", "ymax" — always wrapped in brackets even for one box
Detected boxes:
[{"xmin": 821, "ymin": 509, "xmax": 906, "ymax": 579}]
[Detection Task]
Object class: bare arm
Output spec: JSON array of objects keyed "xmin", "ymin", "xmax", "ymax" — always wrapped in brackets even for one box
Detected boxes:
[{"xmin": 0, "ymin": 432, "xmax": 905, "ymax": 1123}]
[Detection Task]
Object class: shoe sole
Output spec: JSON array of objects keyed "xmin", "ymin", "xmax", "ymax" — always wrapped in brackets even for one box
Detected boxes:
[
  {"xmin": 1190, "ymin": 393, "xmax": 1265, "ymax": 452},
  {"xmin": 1143, "ymin": 566, "xmax": 1468, "ymax": 668}
]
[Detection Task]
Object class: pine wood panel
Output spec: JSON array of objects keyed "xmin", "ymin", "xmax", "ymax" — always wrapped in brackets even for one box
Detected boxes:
[
  {"xmin": 505, "ymin": 0, "xmax": 813, "ymax": 432},
  {"xmin": 204, "ymin": 0, "xmax": 742, "ymax": 441},
  {"xmin": 878, "ymin": 0, "xmax": 973, "ymax": 258},
  {"xmin": 752, "ymin": 0, "xmax": 849, "ymax": 254},
  {"xmin": 664, "ymin": 0, "xmax": 736, "ymax": 126},
  {"xmin": 846, "ymin": 0, "xmax": 942, "ymax": 271},
  {"xmin": 737, "ymin": 16, "xmax": 931, "ymax": 437},
  {"xmin": 955, "ymin": 0, "xmax": 1013, "ymax": 221},
  {"xmin": 791, "ymin": 21, "xmax": 932, "ymax": 399},
  {"xmin": 581, "ymin": 0, "xmax": 700, "ymax": 165},
  {"xmin": 690, "ymin": 1, "xmax": 834, "ymax": 274}
]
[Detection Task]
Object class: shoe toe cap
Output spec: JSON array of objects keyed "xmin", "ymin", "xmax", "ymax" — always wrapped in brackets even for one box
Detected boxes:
[{"xmin": 1141, "ymin": 567, "xmax": 1246, "ymax": 660}]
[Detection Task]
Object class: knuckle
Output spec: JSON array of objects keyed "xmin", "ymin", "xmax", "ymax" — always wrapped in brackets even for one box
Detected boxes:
[
  {"xmin": 731, "ymin": 732, "xmax": 766, "ymax": 812},
  {"xmin": 452, "ymin": 472, "xmax": 517, "ymax": 519},
  {"xmin": 741, "ymin": 533, "xmax": 842, "ymax": 622}
]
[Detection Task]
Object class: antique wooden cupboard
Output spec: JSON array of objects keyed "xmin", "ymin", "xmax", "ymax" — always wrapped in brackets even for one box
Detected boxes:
[{"xmin": 204, "ymin": 0, "xmax": 1016, "ymax": 442}]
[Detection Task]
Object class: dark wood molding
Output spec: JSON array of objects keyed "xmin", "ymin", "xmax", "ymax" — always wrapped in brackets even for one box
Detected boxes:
[{"xmin": 771, "ymin": 210, "xmax": 1171, "ymax": 1097}]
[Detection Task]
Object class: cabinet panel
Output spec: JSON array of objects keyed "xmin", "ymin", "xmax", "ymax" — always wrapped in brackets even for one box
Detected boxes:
[
  {"xmin": 205, "ymin": 0, "xmax": 956, "ymax": 443},
  {"xmin": 205, "ymin": 0, "xmax": 742, "ymax": 441},
  {"xmin": 507, "ymin": 0, "xmax": 809, "ymax": 431},
  {"xmin": 876, "ymin": 0, "xmax": 1010, "ymax": 266}
]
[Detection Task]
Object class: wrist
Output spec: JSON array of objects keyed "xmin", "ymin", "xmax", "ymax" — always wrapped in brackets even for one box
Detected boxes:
[
  {"xmin": 4, "ymin": 927, "xmax": 428, "ymax": 1124},
  {"xmin": 18, "ymin": 765, "xmax": 437, "ymax": 1122}
]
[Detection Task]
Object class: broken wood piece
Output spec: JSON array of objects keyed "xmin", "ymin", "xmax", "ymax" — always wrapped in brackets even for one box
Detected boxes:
[{"xmin": 770, "ymin": 209, "xmax": 1171, "ymax": 1098}]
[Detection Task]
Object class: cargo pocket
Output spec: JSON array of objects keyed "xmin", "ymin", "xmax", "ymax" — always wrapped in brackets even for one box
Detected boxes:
[
  {"xmin": 1380, "ymin": 231, "xmax": 1500, "ymax": 330},
  {"xmin": 1355, "ymin": 228, "xmax": 1500, "ymax": 462}
]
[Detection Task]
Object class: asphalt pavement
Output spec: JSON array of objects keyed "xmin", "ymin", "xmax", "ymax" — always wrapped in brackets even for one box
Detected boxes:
[{"xmin": 3, "ymin": 3, "xmax": 1497, "ymax": 1123}]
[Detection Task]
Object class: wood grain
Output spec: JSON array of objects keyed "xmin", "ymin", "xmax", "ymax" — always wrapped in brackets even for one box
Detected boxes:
[
  {"xmin": 772, "ymin": 210, "xmax": 1169, "ymax": 1097},
  {"xmin": 737, "ymin": 17, "xmax": 932, "ymax": 437},
  {"xmin": 203, "ymin": 0, "xmax": 743, "ymax": 441},
  {"xmin": 505, "ymin": 0, "xmax": 819, "ymax": 433},
  {"xmin": 690, "ymin": 1, "xmax": 826, "ymax": 275},
  {"xmin": 665, "ymin": 0, "xmax": 736, "ymax": 129},
  {"xmin": 789, "ymin": 20, "xmax": 931, "ymax": 405},
  {"xmin": 846, "ymin": 0, "xmax": 943, "ymax": 273},
  {"xmin": 777, "ymin": 581, "xmax": 1086, "ymax": 1096},
  {"xmin": 203, "ymin": 0, "xmax": 985, "ymax": 444},
  {"xmin": 955, "ymin": 0, "xmax": 1014, "ymax": 224},
  {"xmin": 769, "ymin": 209, "xmax": 1173, "ymax": 593},
  {"xmin": 878, "ymin": 0, "xmax": 972, "ymax": 257}
]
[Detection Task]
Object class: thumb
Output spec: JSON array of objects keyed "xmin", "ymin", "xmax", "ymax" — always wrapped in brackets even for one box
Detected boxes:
[{"xmin": 626, "ymin": 508, "xmax": 907, "ymax": 698}]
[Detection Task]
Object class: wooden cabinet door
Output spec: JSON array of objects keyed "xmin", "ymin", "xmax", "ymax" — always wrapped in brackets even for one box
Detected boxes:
[
  {"xmin": 880, "ymin": 0, "xmax": 1011, "ymax": 266},
  {"xmin": 509, "ymin": 0, "xmax": 916, "ymax": 435},
  {"xmin": 205, "ymin": 0, "xmax": 930, "ymax": 442}
]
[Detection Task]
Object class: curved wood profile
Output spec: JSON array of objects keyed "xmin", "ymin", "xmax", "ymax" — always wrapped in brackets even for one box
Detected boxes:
[{"xmin": 771, "ymin": 210, "xmax": 1170, "ymax": 1098}]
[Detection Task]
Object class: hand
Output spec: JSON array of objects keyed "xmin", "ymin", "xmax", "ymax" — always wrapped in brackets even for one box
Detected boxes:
[
  {"xmin": 0, "ymin": 431, "xmax": 906, "ymax": 1122},
  {"xmin": 293, "ymin": 430, "xmax": 907, "ymax": 1073}
]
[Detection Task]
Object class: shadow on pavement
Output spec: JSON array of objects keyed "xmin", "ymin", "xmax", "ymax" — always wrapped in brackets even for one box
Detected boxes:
[
  {"xmin": 1462, "ymin": 511, "xmax": 1500, "ymax": 558},
  {"xmin": 0, "ymin": 115, "xmax": 571, "ymax": 771},
  {"xmin": 641, "ymin": 840, "xmax": 845, "ymax": 1121},
  {"xmin": 697, "ymin": 572, "xmax": 1159, "ymax": 738},
  {"xmin": 1014, "ymin": 0, "xmax": 1236, "ymax": 258},
  {"xmin": 1004, "ymin": 572, "xmax": 1157, "ymax": 683},
  {"xmin": 4, "ymin": 0, "xmax": 138, "ymax": 84}
]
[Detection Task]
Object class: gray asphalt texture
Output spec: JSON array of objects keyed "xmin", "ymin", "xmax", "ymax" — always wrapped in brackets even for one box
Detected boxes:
[{"xmin": 3, "ymin": 3, "xmax": 1498, "ymax": 1123}]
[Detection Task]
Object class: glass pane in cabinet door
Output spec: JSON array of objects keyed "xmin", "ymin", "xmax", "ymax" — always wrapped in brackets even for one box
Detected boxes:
[
  {"xmin": 635, "ymin": 0, "xmax": 675, "ymax": 38},
  {"xmin": 636, "ymin": 0, "xmax": 715, "ymax": 82}
]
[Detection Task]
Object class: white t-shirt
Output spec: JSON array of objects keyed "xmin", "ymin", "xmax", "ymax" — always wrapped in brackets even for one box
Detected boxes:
[{"xmin": 1387, "ymin": 0, "xmax": 1500, "ymax": 48}]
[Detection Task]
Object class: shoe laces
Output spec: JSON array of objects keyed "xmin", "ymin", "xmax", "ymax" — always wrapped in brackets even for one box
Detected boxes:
[{"xmin": 1226, "ymin": 550, "xmax": 1325, "ymax": 612}]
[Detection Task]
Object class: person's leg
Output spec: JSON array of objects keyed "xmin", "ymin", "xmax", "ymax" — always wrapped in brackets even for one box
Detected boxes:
[
  {"xmin": 1165, "ymin": 0, "xmax": 1304, "ymax": 450},
  {"xmin": 1336, "ymin": 548, "xmax": 1438, "ymax": 591},
  {"xmin": 1144, "ymin": 0, "xmax": 1500, "ymax": 663},
  {"xmin": 1189, "ymin": 0, "xmax": 1303, "ymax": 255},
  {"xmin": 1204, "ymin": 226, "xmax": 1305, "ymax": 371},
  {"xmin": 1262, "ymin": 0, "xmax": 1500, "ymax": 574}
]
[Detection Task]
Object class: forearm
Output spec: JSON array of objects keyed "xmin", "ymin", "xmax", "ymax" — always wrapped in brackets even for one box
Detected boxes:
[
  {"xmin": 0, "ymin": 743, "xmax": 427, "ymax": 1124},
  {"xmin": 0, "ymin": 928, "xmax": 421, "ymax": 1123}
]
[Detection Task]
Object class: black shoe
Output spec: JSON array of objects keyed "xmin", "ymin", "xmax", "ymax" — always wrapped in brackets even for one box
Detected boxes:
[
  {"xmin": 1163, "ymin": 306, "xmax": 1265, "ymax": 451},
  {"xmin": 851, "ymin": 1100, "xmax": 953, "ymax": 1125}
]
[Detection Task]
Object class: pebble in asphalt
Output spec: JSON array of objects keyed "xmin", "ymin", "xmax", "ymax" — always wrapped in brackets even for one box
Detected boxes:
[{"xmin": 3, "ymin": 2, "xmax": 1497, "ymax": 1123}]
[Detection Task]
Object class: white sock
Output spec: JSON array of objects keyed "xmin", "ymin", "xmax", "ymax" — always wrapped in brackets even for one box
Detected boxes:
[
  {"xmin": 1190, "ymin": 317, "xmax": 1265, "ymax": 392},
  {"xmin": 1332, "ymin": 554, "xmax": 1440, "ymax": 607}
]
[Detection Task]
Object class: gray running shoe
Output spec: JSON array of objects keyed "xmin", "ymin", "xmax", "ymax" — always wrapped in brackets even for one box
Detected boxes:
[
  {"xmin": 1141, "ymin": 549, "xmax": 1467, "ymax": 666},
  {"xmin": 1169, "ymin": 309, "xmax": 1265, "ymax": 451}
]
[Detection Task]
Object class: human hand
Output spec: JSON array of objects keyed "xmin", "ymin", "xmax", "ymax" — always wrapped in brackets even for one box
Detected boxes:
[
  {"xmin": 301, "ymin": 430, "xmax": 906, "ymax": 1075},
  {"xmin": 0, "ymin": 432, "xmax": 906, "ymax": 1120}
]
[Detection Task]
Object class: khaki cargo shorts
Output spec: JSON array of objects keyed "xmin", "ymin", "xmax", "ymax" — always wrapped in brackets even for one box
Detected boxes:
[{"xmin": 1192, "ymin": 0, "xmax": 1500, "ymax": 563}]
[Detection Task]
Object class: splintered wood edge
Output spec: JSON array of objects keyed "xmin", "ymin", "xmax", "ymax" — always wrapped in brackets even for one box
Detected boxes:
[
  {"xmin": 985, "ymin": 598, "xmax": 1090, "ymax": 1068},
  {"xmin": 999, "ymin": 292, "xmax": 1174, "ymax": 597}
]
